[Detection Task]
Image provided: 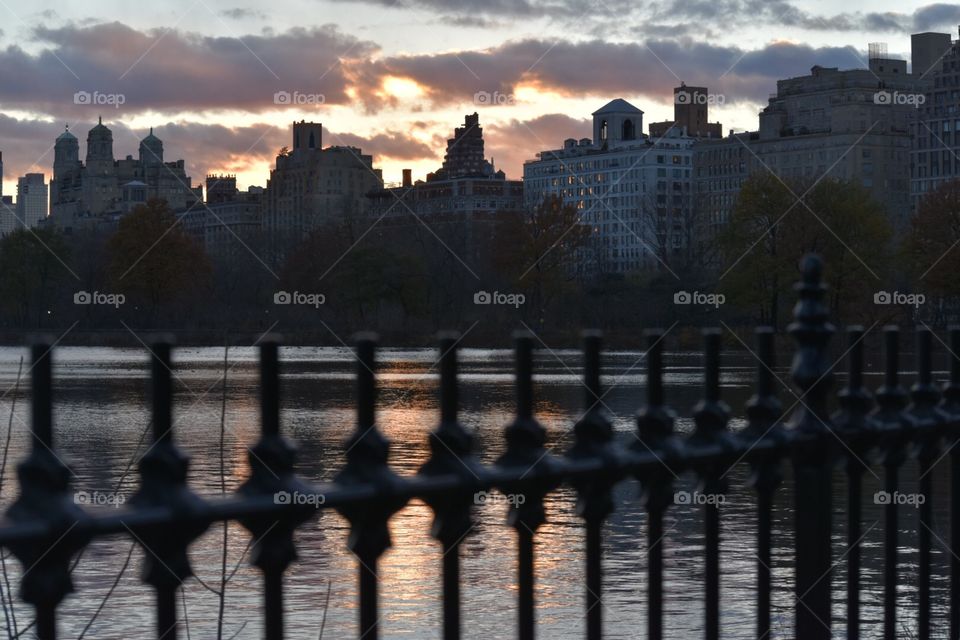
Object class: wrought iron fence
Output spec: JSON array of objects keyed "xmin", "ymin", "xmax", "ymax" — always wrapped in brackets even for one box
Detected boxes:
[{"xmin": 0, "ymin": 253, "xmax": 956, "ymax": 640}]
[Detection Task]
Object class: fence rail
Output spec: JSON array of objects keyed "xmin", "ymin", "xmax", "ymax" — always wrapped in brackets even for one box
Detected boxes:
[{"xmin": 0, "ymin": 253, "xmax": 957, "ymax": 639}]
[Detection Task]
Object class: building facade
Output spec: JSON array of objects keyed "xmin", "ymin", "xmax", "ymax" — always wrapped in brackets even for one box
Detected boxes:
[
  {"xmin": 911, "ymin": 29, "xmax": 960, "ymax": 207},
  {"xmin": 695, "ymin": 49, "xmax": 924, "ymax": 241},
  {"xmin": 180, "ymin": 185, "xmax": 264, "ymax": 261},
  {"xmin": 262, "ymin": 121, "xmax": 382, "ymax": 257},
  {"xmin": 367, "ymin": 113, "xmax": 523, "ymax": 218},
  {"xmin": 8, "ymin": 174, "xmax": 48, "ymax": 234},
  {"xmin": 524, "ymin": 99, "xmax": 696, "ymax": 275},
  {"xmin": 50, "ymin": 120, "xmax": 200, "ymax": 229}
]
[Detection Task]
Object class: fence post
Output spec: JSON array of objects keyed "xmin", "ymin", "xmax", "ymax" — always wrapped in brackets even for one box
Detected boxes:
[
  {"xmin": 634, "ymin": 329, "xmax": 680, "ymax": 640},
  {"xmin": 418, "ymin": 332, "xmax": 484, "ymax": 640},
  {"xmin": 690, "ymin": 329, "xmax": 734, "ymax": 640},
  {"xmin": 567, "ymin": 330, "xmax": 618, "ymax": 640},
  {"xmin": 496, "ymin": 330, "xmax": 558, "ymax": 640},
  {"xmin": 744, "ymin": 327, "xmax": 784, "ymax": 639},
  {"xmin": 335, "ymin": 333, "xmax": 405, "ymax": 640},
  {"xmin": 832, "ymin": 326, "xmax": 873, "ymax": 640},
  {"xmin": 869, "ymin": 326, "xmax": 909, "ymax": 640},
  {"xmin": 787, "ymin": 255, "xmax": 835, "ymax": 640},
  {"xmin": 6, "ymin": 340, "xmax": 90, "ymax": 640},
  {"xmin": 129, "ymin": 338, "xmax": 208, "ymax": 640},
  {"xmin": 237, "ymin": 336, "xmax": 314, "ymax": 640},
  {"xmin": 905, "ymin": 327, "xmax": 943, "ymax": 640},
  {"xmin": 941, "ymin": 326, "xmax": 960, "ymax": 640}
]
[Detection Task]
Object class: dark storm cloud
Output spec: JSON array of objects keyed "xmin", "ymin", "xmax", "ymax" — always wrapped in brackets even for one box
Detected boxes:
[
  {"xmin": 0, "ymin": 21, "xmax": 377, "ymax": 117},
  {"xmin": 352, "ymin": 38, "xmax": 864, "ymax": 110}
]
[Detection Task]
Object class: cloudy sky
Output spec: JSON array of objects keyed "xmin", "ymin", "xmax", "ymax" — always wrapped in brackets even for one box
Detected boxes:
[{"xmin": 0, "ymin": 0, "xmax": 958, "ymax": 196}]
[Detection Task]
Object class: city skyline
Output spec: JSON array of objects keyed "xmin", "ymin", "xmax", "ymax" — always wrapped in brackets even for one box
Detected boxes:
[{"xmin": 1, "ymin": 0, "xmax": 959, "ymax": 195}]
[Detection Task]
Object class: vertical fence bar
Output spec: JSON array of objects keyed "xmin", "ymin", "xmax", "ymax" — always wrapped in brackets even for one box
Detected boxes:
[
  {"xmin": 568, "ymin": 331, "xmax": 616, "ymax": 640},
  {"xmin": 635, "ymin": 329, "xmax": 676, "ymax": 640},
  {"xmin": 497, "ymin": 331, "xmax": 557, "ymax": 640},
  {"xmin": 744, "ymin": 327, "xmax": 783, "ymax": 640},
  {"xmin": 512, "ymin": 333, "xmax": 536, "ymax": 640},
  {"xmin": 438, "ymin": 334, "xmax": 463, "ymax": 640},
  {"xmin": 787, "ymin": 256, "xmax": 835, "ymax": 640},
  {"xmin": 31, "ymin": 343, "xmax": 57, "ymax": 640},
  {"xmin": 149, "ymin": 342, "xmax": 178, "ymax": 640},
  {"xmin": 906, "ymin": 327, "xmax": 942, "ymax": 640},
  {"xmin": 419, "ymin": 331, "xmax": 483, "ymax": 640},
  {"xmin": 239, "ymin": 336, "xmax": 315, "ymax": 640},
  {"xmin": 691, "ymin": 329, "xmax": 732, "ymax": 640},
  {"xmin": 335, "ymin": 334, "xmax": 405, "ymax": 640},
  {"xmin": 832, "ymin": 326, "xmax": 872, "ymax": 640},
  {"xmin": 947, "ymin": 327, "xmax": 960, "ymax": 640},
  {"xmin": 870, "ymin": 326, "xmax": 908, "ymax": 640},
  {"xmin": 352, "ymin": 336, "xmax": 383, "ymax": 640},
  {"xmin": 127, "ymin": 338, "xmax": 208, "ymax": 640},
  {"xmin": 4, "ymin": 340, "xmax": 92, "ymax": 640}
]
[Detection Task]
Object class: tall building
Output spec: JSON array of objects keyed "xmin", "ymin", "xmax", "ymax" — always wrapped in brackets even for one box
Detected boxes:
[
  {"xmin": 0, "ymin": 173, "xmax": 48, "ymax": 235},
  {"xmin": 206, "ymin": 174, "xmax": 238, "ymax": 204},
  {"xmin": 50, "ymin": 120, "xmax": 200, "ymax": 228},
  {"xmin": 695, "ymin": 45, "xmax": 924, "ymax": 240},
  {"xmin": 263, "ymin": 121, "xmax": 382, "ymax": 256},
  {"xmin": 524, "ymin": 98, "xmax": 696, "ymax": 275},
  {"xmin": 179, "ymin": 184, "xmax": 263, "ymax": 261},
  {"xmin": 650, "ymin": 83, "xmax": 723, "ymax": 139},
  {"xmin": 911, "ymin": 28, "xmax": 960, "ymax": 206},
  {"xmin": 367, "ymin": 113, "xmax": 523, "ymax": 218}
]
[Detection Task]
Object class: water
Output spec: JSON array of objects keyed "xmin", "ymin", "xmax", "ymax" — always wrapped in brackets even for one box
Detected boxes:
[{"xmin": 0, "ymin": 345, "xmax": 950, "ymax": 639}]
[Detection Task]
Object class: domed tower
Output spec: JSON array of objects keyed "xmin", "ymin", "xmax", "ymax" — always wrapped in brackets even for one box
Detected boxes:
[
  {"xmin": 53, "ymin": 126, "xmax": 79, "ymax": 175},
  {"xmin": 139, "ymin": 127, "xmax": 164, "ymax": 166},
  {"xmin": 83, "ymin": 117, "xmax": 120, "ymax": 215},
  {"xmin": 51, "ymin": 125, "xmax": 83, "ymax": 223},
  {"xmin": 592, "ymin": 98, "xmax": 644, "ymax": 149},
  {"xmin": 86, "ymin": 117, "xmax": 114, "ymax": 176}
]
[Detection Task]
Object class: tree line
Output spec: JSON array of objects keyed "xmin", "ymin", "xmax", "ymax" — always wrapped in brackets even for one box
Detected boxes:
[{"xmin": 0, "ymin": 174, "xmax": 957, "ymax": 344}]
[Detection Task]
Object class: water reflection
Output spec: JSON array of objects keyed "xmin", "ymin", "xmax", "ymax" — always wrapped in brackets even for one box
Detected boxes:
[{"xmin": 0, "ymin": 345, "xmax": 949, "ymax": 638}]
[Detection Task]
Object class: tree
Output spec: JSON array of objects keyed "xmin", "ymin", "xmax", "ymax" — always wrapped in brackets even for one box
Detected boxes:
[
  {"xmin": 107, "ymin": 199, "xmax": 211, "ymax": 322},
  {"xmin": 720, "ymin": 172, "xmax": 892, "ymax": 329},
  {"xmin": 905, "ymin": 179, "xmax": 960, "ymax": 298},
  {"xmin": 0, "ymin": 228, "xmax": 72, "ymax": 328},
  {"xmin": 493, "ymin": 195, "xmax": 591, "ymax": 330},
  {"xmin": 280, "ymin": 220, "xmax": 428, "ymax": 330}
]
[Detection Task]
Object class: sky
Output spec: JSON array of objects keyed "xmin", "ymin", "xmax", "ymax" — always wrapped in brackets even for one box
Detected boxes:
[{"xmin": 0, "ymin": 0, "xmax": 959, "ymax": 197}]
